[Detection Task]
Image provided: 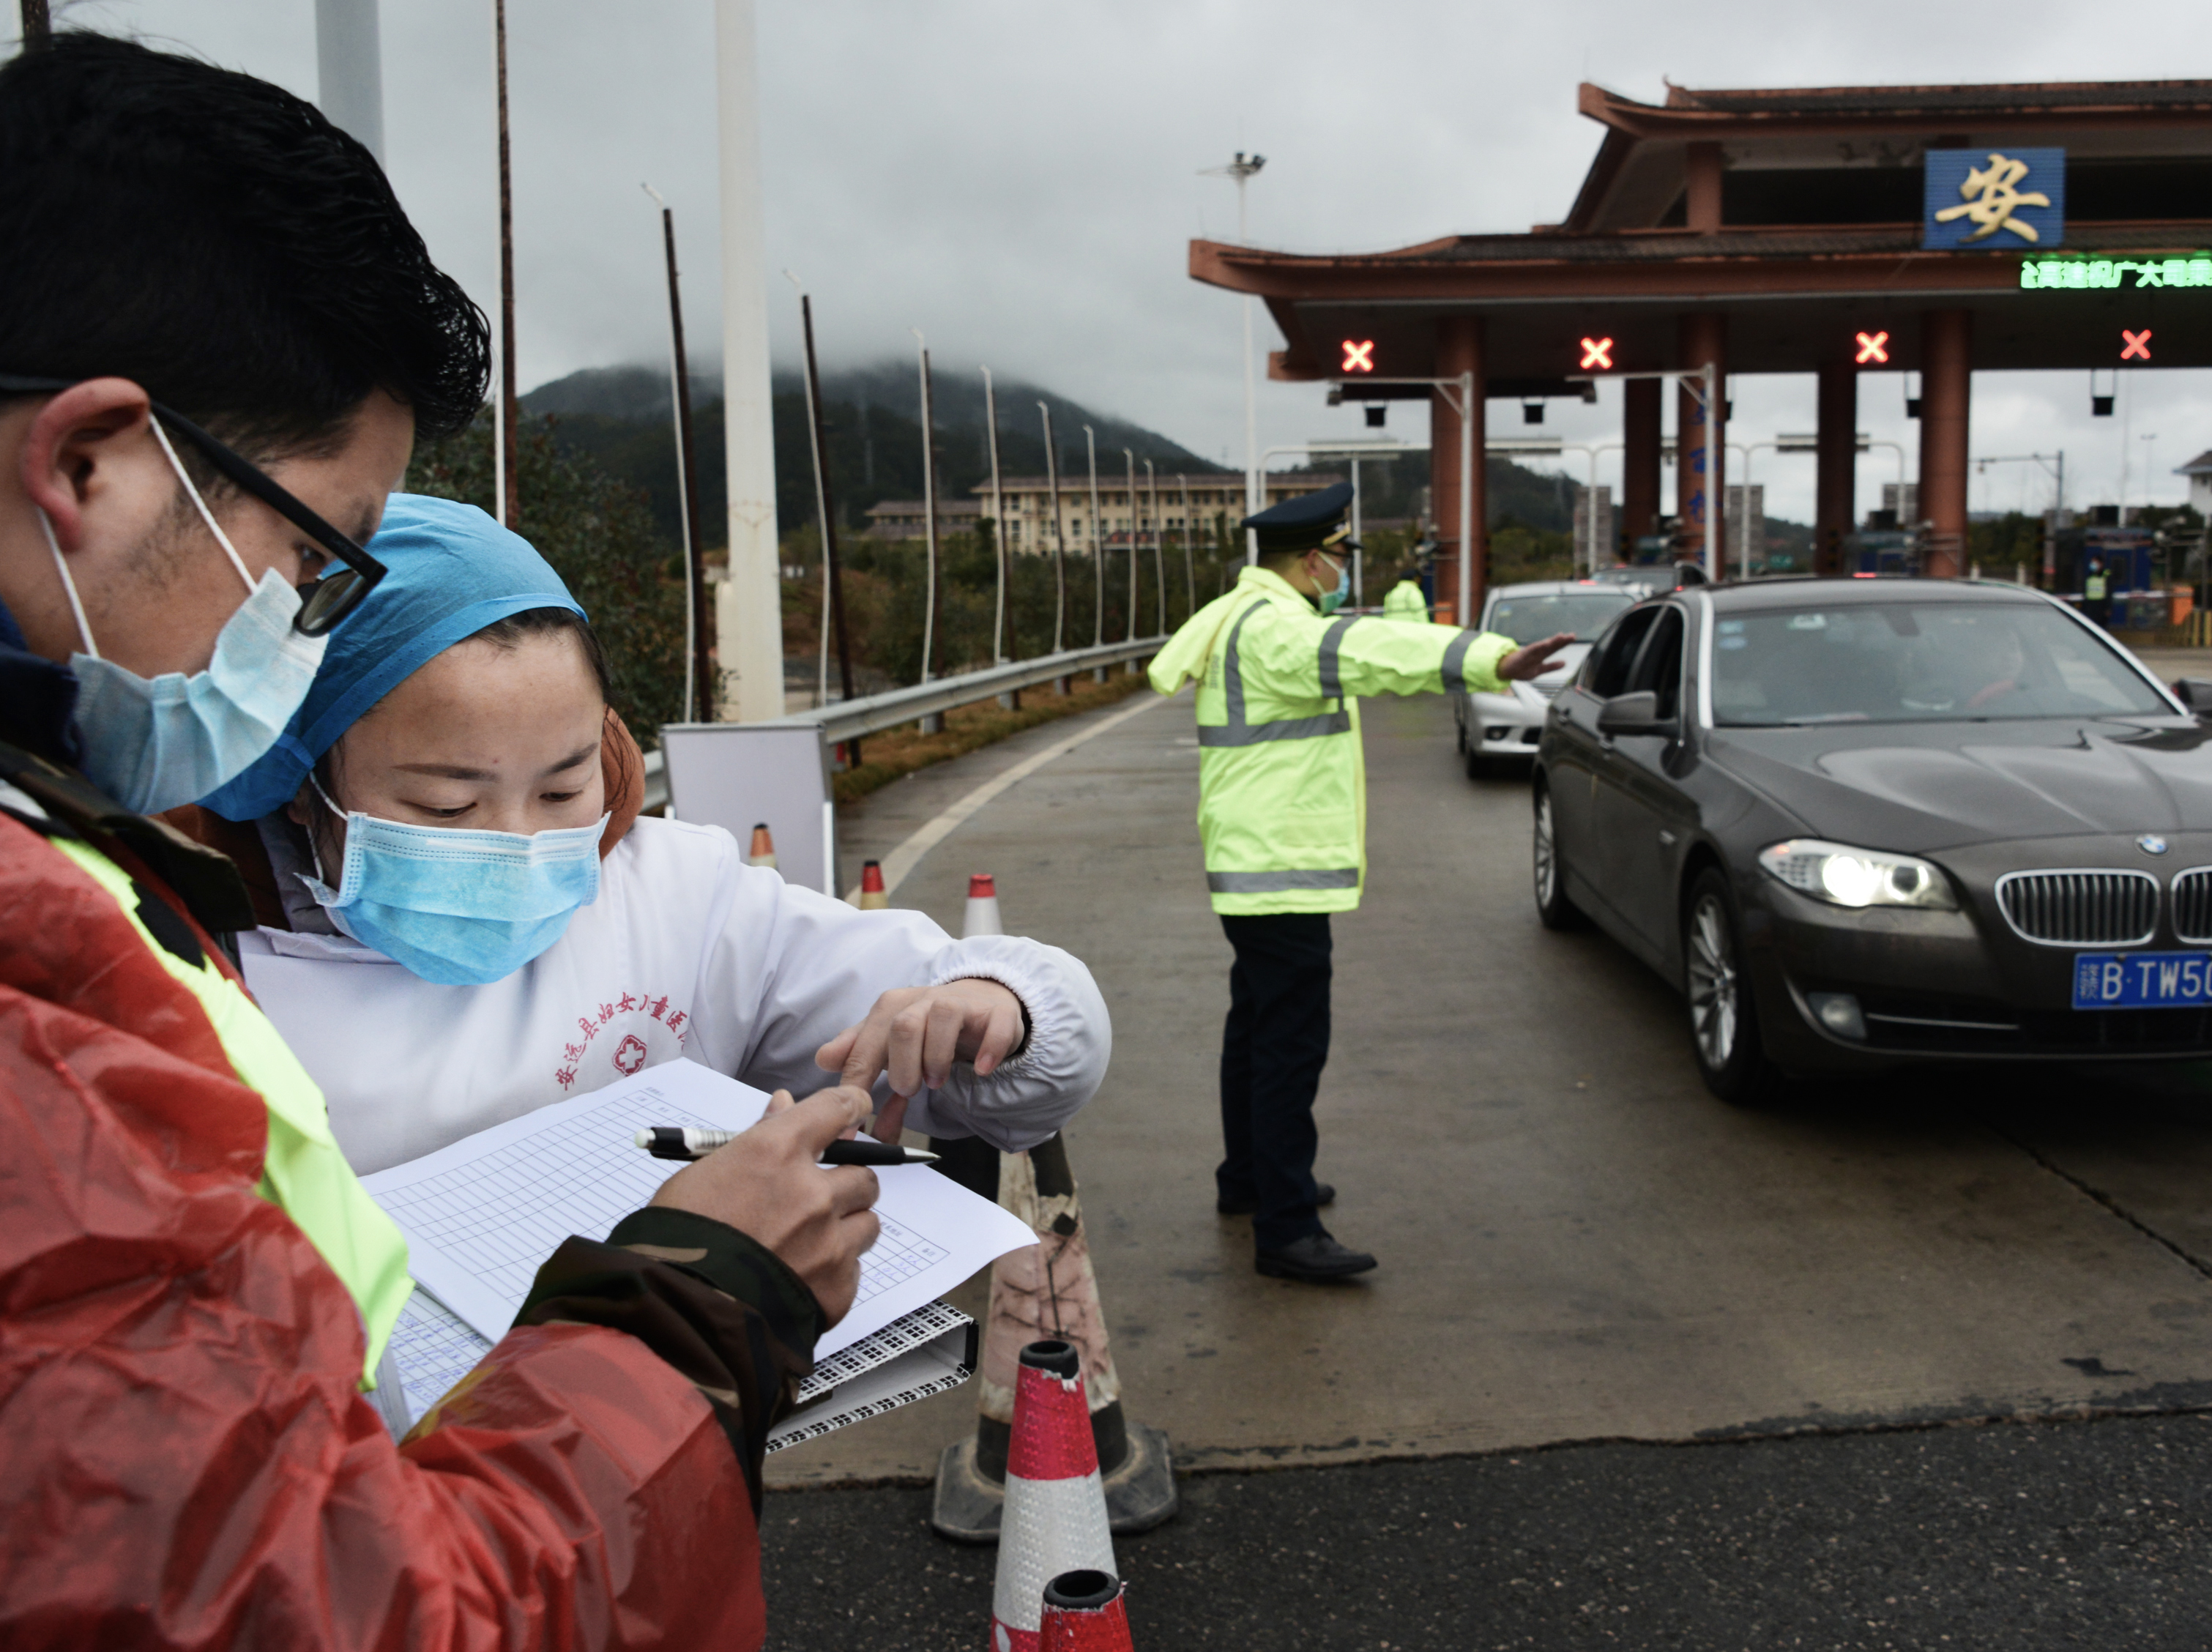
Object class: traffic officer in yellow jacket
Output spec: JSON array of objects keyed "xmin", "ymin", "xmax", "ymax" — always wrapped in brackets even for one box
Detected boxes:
[
  {"xmin": 1149, "ymin": 484, "xmax": 1570, "ymax": 1281},
  {"xmin": 1380, "ymin": 576, "xmax": 1431, "ymax": 623}
]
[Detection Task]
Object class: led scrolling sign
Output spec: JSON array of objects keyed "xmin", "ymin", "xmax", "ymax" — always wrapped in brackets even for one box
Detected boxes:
[{"xmin": 2019, "ymin": 254, "xmax": 2212, "ymax": 290}]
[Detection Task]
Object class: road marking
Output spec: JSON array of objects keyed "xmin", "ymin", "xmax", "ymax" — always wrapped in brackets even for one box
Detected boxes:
[{"xmin": 846, "ymin": 691, "xmax": 1166, "ymax": 901}]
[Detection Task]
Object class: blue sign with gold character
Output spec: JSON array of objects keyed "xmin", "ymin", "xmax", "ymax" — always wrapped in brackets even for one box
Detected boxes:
[{"xmin": 1924, "ymin": 147, "xmax": 2065, "ymax": 250}]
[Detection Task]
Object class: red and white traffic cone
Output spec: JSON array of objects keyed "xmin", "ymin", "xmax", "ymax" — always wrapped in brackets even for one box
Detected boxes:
[
  {"xmin": 989, "ymin": 1341, "xmax": 1115, "ymax": 1652},
  {"xmin": 1040, "ymin": 1571, "xmax": 1133, "ymax": 1652},
  {"xmin": 857, "ymin": 858, "xmax": 889, "ymax": 909},
  {"xmin": 746, "ymin": 822, "xmax": 778, "ymax": 868},
  {"xmin": 964, "ymin": 872, "xmax": 1005, "ymax": 937}
]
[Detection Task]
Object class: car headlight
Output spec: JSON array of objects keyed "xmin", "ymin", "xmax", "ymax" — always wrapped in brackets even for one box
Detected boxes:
[{"xmin": 1757, "ymin": 839, "xmax": 1957, "ymax": 911}]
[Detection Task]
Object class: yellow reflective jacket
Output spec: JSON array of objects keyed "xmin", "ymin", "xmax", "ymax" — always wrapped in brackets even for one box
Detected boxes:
[
  {"xmin": 1381, "ymin": 580, "xmax": 1431, "ymax": 623},
  {"xmin": 1149, "ymin": 565, "xmax": 1513, "ymax": 915}
]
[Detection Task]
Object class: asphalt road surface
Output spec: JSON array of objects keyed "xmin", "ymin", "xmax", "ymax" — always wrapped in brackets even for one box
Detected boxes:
[{"xmin": 761, "ymin": 666, "xmax": 2212, "ymax": 1648}]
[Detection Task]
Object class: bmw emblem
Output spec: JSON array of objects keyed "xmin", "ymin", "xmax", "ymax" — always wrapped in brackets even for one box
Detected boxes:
[{"xmin": 2139, "ymin": 834, "xmax": 2170, "ymax": 856}]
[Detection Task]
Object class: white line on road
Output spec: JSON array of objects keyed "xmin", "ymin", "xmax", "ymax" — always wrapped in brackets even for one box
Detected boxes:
[{"xmin": 846, "ymin": 691, "xmax": 1167, "ymax": 901}]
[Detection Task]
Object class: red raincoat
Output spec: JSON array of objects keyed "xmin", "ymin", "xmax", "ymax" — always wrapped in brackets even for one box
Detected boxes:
[{"xmin": 0, "ymin": 782, "xmax": 811, "ymax": 1648}]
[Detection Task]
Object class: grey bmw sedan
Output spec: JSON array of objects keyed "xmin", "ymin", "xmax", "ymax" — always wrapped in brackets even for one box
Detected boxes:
[{"xmin": 1533, "ymin": 576, "xmax": 2212, "ymax": 1104}]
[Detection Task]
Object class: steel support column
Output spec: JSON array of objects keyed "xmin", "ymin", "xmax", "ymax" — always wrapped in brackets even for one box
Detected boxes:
[
  {"xmin": 1621, "ymin": 378, "xmax": 1662, "ymax": 554},
  {"xmin": 1431, "ymin": 317, "xmax": 1485, "ymax": 625},
  {"xmin": 1918, "ymin": 308, "xmax": 1972, "ymax": 579},
  {"xmin": 1814, "ymin": 359, "xmax": 1857, "ymax": 578},
  {"xmin": 1677, "ymin": 313, "xmax": 1726, "ymax": 570}
]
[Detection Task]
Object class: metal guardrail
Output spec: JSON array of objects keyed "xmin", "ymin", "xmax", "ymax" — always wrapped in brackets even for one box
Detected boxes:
[{"xmin": 640, "ymin": 635, "xmax": 1164, "ymax": 814}]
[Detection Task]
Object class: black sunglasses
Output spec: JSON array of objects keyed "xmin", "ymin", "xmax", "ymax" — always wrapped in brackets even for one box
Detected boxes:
[{"xmin": 0, "ymin": 373, "xmax": 387, "ymax": 636}]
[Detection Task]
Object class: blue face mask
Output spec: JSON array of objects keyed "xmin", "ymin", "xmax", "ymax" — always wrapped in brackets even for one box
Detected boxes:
[
  {"xmin": 300, "ymin": 778, "xmax": 607, "ymax": 986},
  {"xmin": 1316, "ymin": 552, "xmax": 1352, "ymax": 617},
  {"xmin": 42, "ymin": 419, "xmax": 327, "ymax": 815}
]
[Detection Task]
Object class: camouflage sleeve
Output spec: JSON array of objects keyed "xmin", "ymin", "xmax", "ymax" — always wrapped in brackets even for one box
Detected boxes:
[{"xmin": 515, "ymin": 1207, "xmax": 824, "ymax": 1511}]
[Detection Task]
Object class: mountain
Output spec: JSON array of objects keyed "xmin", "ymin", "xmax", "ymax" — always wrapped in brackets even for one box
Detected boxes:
[
  {"xmin": 518, "ymin": 360, "xmax": 1640, "ymax": 548},
  {"xmin": 520, "ymin": 361, "xmax": 1229, "ymax": 548}
]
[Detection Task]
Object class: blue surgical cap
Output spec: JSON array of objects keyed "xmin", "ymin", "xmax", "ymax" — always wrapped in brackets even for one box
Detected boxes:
[{"xmin": 203, "ymin": 493, "xmax": 584, "ymax": 821}]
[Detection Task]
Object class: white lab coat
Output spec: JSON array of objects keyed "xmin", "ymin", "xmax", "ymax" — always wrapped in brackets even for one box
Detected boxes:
[{"xmin": 240, "ymin": 814, "xmax": 1111, "ymax": 1175}]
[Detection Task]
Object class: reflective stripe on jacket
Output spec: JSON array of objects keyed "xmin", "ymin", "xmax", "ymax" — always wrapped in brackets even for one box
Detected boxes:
[
  {"xmin": 46, "ymin": 833, "xmax": 412, "ymax": 1382},
  {"xmin": 1381, "ymin": 580, "xmax": 1432, "ymax": 623},
  {"xmin": 1149, "ymin": 565, "xmax": 1513, "ymax": 915}
]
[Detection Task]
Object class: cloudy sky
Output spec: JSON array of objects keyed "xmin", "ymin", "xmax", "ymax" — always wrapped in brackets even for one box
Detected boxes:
[{"xmin": 34, "ymin": 0, "xmax": 2212, "ymax": 528}]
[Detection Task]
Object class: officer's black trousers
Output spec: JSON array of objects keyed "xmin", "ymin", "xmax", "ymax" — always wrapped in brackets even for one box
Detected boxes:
[{"xmin": 1217, "ymin": 912, "xmax": 1332, "ymax": 1251}]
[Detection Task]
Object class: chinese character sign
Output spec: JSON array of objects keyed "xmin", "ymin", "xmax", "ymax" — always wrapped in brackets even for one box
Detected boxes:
[
  {"xmin": 2020, "ymin": 253, "xmax": 2212, "ymax": 291},
  {"xmin": 1924, "ymin": 147, "xmax": 2065, "ymax": 250}
]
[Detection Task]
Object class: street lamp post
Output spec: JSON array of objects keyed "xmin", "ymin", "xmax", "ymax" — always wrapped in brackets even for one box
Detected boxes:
[
  {"xmin": 1146, "ymin": 460, "xmax": 1165, "ymax": 633},
  {"xmin": 982, "ymin": 366, "xmax": 1008, "ymax": 666},
  {"xmin": 1202, "ymin": 152, "xmax": 1266, "ymax": 563},
  {"xmin": 1083, "ymin": 426, "xmax": 1104, "ymax": 658},
  {"xmin": 1123, "ymin": 450, "xmax": 1139, "ymax": 639},
  {"xmin": 1038, "ymin": 403, "xmax": 1068, "ymax": 661},
  {"xmin": 1178, "ymin": 473, "xmax": 1196, "ymax": 617}
]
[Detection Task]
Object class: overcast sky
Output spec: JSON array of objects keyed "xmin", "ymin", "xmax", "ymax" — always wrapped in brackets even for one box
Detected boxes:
[{"xmin": 35, "ymin": 0, "xmax": 2212, "ymax": 529}]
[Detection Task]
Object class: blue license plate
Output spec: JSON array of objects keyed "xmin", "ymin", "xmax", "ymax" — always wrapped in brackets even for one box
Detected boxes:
[{"xmin": 2073, "ymin": 951, "xmax": 2212, "ymax": 1010}]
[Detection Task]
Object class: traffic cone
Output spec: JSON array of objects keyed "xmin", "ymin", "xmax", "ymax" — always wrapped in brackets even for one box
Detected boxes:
[
  {"xmin": 964, "ymin": 872, "xmax": 1005, "ymax": 937},
  {"xmin": 988, "ymin": 1341, "xmax": 1115, "ymax": 1652},
  {"xmin": 931, "ymin": 1132, "xmax": 1177, "ymax": 1541},
  {"xmin": 858, "ymin": 858, "xmax": 889, "ymax": 909},
  {"xmin": 1040, "ymin": 1571, "xmax": 1133, "ymax": 1652},
  {"xmin": 746, "ymin": 822, "xmax": 778, "ymax": 868}
]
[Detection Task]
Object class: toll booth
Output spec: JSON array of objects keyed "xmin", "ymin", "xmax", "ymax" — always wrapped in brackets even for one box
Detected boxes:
[
  {"xmin": 1849, "ymin": 532, "xmax": 1918, "ymax": 576},
  {"xmin": 2077, "ymin": 527, "xmax": 2157, "ymax": 593}
]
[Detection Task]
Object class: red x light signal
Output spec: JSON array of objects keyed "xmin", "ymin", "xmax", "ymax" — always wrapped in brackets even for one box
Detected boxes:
[
  {"xmin": 1855, "ymin": 330, "xmax": 1890, "ymax": 365},
  {"xmin": 1341, "ymin": 338, "xmax": 1375, "ymax": 373},
  {"xmin": 1578, "ymin": 336, "xmax": 1615, "ymax": 371},
  {"xmin": 2122, "ymin": 328, "xmax": 2153, "ymax": 361}
]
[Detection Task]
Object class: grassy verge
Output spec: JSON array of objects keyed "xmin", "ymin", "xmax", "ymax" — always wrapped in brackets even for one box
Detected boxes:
[{"xmin": 833, "ymin": 667, "xmax": 1152, "ymax": 805}]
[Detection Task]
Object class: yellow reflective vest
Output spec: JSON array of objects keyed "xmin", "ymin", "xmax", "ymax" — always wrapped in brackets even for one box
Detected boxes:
[
  {"xmin": 51, "ymin": 833, "xmax": 413, "ymax": 1385},
  {"xmin": 1381, "ymin": 579, "xmax": 1431, "ymax": 623},
  {"xmin": 1149, "ymin": 565, "xmax": 1513, "ymax": 915}
]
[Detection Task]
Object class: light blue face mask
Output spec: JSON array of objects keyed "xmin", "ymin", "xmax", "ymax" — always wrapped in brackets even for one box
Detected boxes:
[
  {"xmin": 42, "ymin": 419, "xmax": 328, "ymax": 815},
  {"xmin": 301, "ymin": 776, "xmax": 608, "ymax": 986},
  {"xmin": 1316, "ymin": 551, "xmax": 1352, "ymax": 617}
]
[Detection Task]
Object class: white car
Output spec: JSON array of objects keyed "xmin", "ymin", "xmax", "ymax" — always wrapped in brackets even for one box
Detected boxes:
[{"xmin": 1452, "ymin": 580, "xmax": 1642, "ymax": 778}]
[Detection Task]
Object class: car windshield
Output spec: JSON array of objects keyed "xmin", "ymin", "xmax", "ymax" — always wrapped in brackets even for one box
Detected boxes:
[
  {"xmin": 1484, "ymin": 591, "xmax": 1636, "ymax": 643},
  {"xmin": 1710, "ymin": 600, "xmax": 2170, "ymax": 726}
]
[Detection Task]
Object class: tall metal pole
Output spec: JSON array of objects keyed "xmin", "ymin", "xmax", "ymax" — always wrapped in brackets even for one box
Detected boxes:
[
  {"xmin": 1123, "ymin": 450, "xmax": 1140, "ymax": 638},
  {"xmin": 1457, "ymin": 371, "xmax": 1475, "ymax": 627},
  {"xmin": 1202, "ymin": 152, "xmax": 1266, "ymax": 565},
  {"xmin": 1146, "ymin": 460, "xmax": 1164, "ymax": 633},
  {"xmin": 492, "ymin": 0, "xmax": 518, "ymax": 527},
  {"xmin": 315, "ymin": 0, "xmax": 384, "ymax": 163},
  {"xmin": 714, "ymin": 0, "xmax": 783, "ymax": 721},
  {"xmin": 789, "ymin": 277, "xmax": 852, "ymax": 729},
  {"xmin": 983, "ymin": 367, "xmax": 1008, "ymax": 663},
  {"xmin": 18, "ymin": 0, "xmax": 50, "ymax": 51},
  {"xmin": 914, "ymin": 331, "xmax": 939, "ymax": 688},
  {"xmin": 646, "ymin": 188, "xmax": 710, "ymax": 724},
  {"xmin": 1178, "ymin": 473, "xmax": 1196, "ymax": 616},
  {"xmin": 1040, "ymin": 403, "xmax": 1066, "ymax": 655},
  {"xmin": 1083, "ymin": 427, "xmax": 1104, "ymax": 648}
]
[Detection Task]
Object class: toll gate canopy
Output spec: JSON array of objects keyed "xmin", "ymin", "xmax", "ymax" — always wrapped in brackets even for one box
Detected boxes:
[{"xmin": 1190, "ymin": 80, "xmax": 2212, "ymax": 617}]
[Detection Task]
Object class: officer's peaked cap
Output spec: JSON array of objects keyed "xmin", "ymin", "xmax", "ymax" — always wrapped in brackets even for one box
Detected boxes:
[{"xmin": 1241, "ymin": 481, "xmax": 1355, "ymax": 554}]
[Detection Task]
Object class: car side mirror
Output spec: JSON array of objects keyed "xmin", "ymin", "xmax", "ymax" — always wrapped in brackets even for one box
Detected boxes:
[
  {"xmin": 2173, "ymin": 678, "xmax": 2212, "ymax": 718},
  {"xmin": 1598, "ymin": 690, "xmax": 1673, "ymax": 737}
]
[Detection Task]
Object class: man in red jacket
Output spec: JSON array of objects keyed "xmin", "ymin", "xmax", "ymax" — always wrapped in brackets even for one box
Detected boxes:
[{"xmin": 0, "ymin": 34, "xmax": 877, "ymax": 1649}]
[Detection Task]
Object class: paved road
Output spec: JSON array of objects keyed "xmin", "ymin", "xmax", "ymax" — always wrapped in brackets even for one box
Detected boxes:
[{"xmin": 759, "ymin": 671, "xmax": 2212, "ymax": 1643}]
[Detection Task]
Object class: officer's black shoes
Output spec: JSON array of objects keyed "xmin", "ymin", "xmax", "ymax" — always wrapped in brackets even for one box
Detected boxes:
[
  {"xmin": 1216, "ymin": 1182, "xmax": 1336, "ymax": 1218},
  {"xmin": 1255, "ymin": 1231, "xmax": 1376, "ymax": 1281}
]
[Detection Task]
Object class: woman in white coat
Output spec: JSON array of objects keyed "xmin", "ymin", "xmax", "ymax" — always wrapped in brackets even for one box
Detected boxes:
[{"xmin": 183, "ymin": 494, "xmax": 1109, "ymax": 1175}]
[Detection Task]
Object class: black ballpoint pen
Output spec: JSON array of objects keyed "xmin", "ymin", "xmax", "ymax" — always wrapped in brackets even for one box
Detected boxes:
[{"xmin": 633, "ymin": 1126, "xmax": 939, "ymax": 1166}]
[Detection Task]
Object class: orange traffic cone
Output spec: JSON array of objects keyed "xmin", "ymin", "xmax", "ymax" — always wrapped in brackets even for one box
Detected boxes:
[
  {"xmin": 990, "ymin": 1341, "xmax": 1115, "ymax": 1652},
  {"xmin": 964, "ymin": 872, "xmax": 1005, "ymax": 937},
  {"xmin": 858, "ymin": 858, "xmax": 889, "ymax": 909},
  {"xmin": 932, "ymin": 1133, "xmax": 1177, "ymax": 1541},
  {"xmin": 746, "ymin": 822, "xmax": 778, "ymax": 868},
  {"xmin": 1040, "ymin": 1571, "xmax": 1133, "ymax": 1652}
]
